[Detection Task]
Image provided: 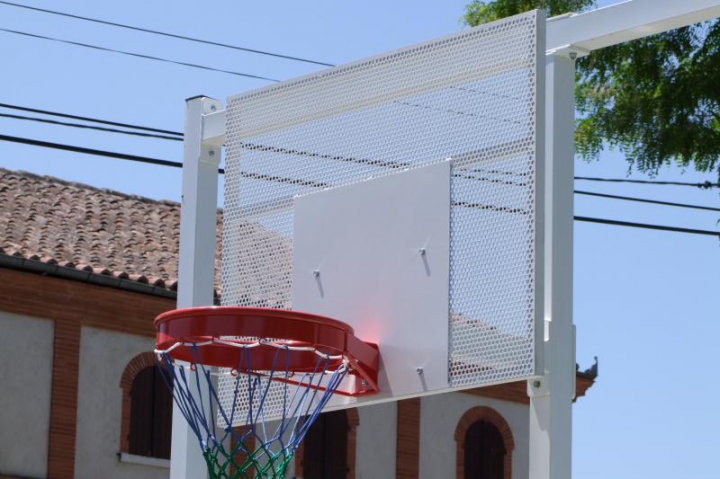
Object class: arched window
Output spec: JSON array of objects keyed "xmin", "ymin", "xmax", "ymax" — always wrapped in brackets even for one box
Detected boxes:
[
  {"xmin": 295, "ymin": 408, "xmax": 359, "ymax": 479},
  {"xmin": 119, "ymin": 352, "xmax": 173, "ymax": 459},
  {"xmin": 455, "ymin": 406, "xmax": 514, "ymax": 479},
  {"xmin": 464, "ymin": 420, "xmax": 505, "ymax": 478}
]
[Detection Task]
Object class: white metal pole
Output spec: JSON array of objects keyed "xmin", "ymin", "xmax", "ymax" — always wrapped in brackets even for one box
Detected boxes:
[
  {"xmin": 527, "ymin": 51, "xmax": 576, "ymax": 479},
  {"xmin": 171, "ymin": 95, "xmax": 223, "ymax": 479}
]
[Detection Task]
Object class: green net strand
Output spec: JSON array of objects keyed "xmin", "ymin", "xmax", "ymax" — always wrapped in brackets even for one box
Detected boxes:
[
  {"xmin": 157, "ymin": 343, "xmax": 348, "ymax": 479},
  {"xmin": 202, "ymin": 443, "xmax": 294, "ymax": 479}
]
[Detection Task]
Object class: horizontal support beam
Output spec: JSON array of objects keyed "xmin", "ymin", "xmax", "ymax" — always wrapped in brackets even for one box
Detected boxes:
[{"xmin": 547, "ymin": 0, "xmax": 720, "ymax": 55}]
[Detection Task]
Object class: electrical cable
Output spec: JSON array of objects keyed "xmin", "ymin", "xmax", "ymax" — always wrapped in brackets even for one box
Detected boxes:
[
  {"xmin": 1, "ymin": 133, "xmax": 718, "ymax": 238},
  {"xmin": 575, "ymin": 190, "xmax": 720, "ymax": 212},
  {"xmin": 1, "ymin": 4, "xmax": 717, "ymax": 191},
  {"xmin": 2, "ymin": 108, "xmax": 719, "ymax": 200},
  {"xmin": 0, "ymin": 27, "xmax": 280, "ymax": 82},
  {"xmin": 0, "ymin": 134, "xmax": 328, "ymax": 187},
  {"xmin": 0, "ymin": 0, "xmax": 335, "ymax": 67},
  {"xmin": 576, "ymin": 175, "xmax": 719, "ymax": 189},
  {"xmin": 0, "ymin": 112, "xmax": 183, "ymax": 141},
  {"xmin": 4, "ymin": 105, "xmax": 717, "ymax": 192},
  {"xmin": 1, "ymin": 111, "xmax": 719, "ymax": 211},
  {"xmin": 574, "ymin": 216, "xmax": 720, "ymax": 237},
  {"xmin": 0, "ymin": 102, "xmax": 183, "ymax": 136},
  {"xmin": 0, "ymin": 133, "xmax": 188, "ymax": 169}
]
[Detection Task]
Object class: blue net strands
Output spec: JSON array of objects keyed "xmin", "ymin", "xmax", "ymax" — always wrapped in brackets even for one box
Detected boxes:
[{"xmin": 156, "ymin": 340, "xmax": 349, "ymax": 479}]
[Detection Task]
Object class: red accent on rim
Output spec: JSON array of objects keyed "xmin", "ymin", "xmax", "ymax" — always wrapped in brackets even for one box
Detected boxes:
[{"xmin": 154, "ymin": 306, "xmax": 379, "ymax": 395}]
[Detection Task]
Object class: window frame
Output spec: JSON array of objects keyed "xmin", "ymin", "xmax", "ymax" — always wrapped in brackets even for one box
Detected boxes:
[
  {"xmin": 119, "ymin": 352, "xmax": 172, "ymax": 459},
  {"xmin": 295, "ymin": 408, "xmax": 359, "ymax": 479},
  {"xmin": 454, "ymin": 406, "xmax": 514, "ymax": 479}
]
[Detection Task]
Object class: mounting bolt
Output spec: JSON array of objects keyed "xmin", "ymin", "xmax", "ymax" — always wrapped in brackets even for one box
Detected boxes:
[
  {"xmin": 569, "ymin": 52, "xmax": 578, "ymax": 61},
  {"xmin": 416, "ymin": 367, "xmax": 424, "ymax": 375},
  {"xmin": 354, "ymin": 359, "xmax": 360, "ymax": 364},
  {"xmin": 313, "ymin": 270, "xmax": 320, "ymax": 278},
  {"xmin": 419, "ymin": 248, "xmax": 426, "ymax": 256},
  {"xmin": 361, "ymin": 379, "xmax": 368, "ymax": 386},
  {"xmin": 208, "ymin": 150, "xmax": 216, "ymax": 157},
  {"xmin": 210, "ymin": 104, "xmax": 217, "ymax": 112},
  {"xmin": 533, "ymin": 380, "xmax": 542, "ymax": 388}
]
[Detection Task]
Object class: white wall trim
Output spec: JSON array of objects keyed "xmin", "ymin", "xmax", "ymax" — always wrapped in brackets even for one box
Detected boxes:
[{"xmin": 118, "ymin": 452, "xmax": 171, "ymax": 469}]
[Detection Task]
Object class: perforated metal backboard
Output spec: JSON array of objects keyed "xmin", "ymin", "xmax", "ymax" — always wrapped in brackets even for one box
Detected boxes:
[{"xmin": 220, "ymin": 10, "xmax": 545, "ymax": 420}]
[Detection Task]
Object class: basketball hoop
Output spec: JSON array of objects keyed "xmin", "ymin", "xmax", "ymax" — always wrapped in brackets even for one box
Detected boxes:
[{"xmin": 154, "ymin": 306, "xmax": 379, "ymax": 479}]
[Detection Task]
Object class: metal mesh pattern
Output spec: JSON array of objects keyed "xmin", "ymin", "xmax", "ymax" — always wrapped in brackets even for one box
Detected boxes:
[
  {"xmin": 216, "ymin": 370, "xmax": 290, "ymax": 423},
  {"xmin": 223, "ymin": 11, "xmax": 542, "ymax": 390}
]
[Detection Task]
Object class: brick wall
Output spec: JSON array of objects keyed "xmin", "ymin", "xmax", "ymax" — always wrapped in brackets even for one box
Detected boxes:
[
  {"xmin": 0, "ymin": 266, "xmax": 595, "ymax": 479},
  {"xmin": 0, "ymin": 268, "xmax": 173, "ymax": 479},
  {"xmin": 46, "ymin": 320, "xmax": 81, "ymax": 479},
  {"xmin": 395, "ymin": 398, "xmax": 421, "ymax": 479}
]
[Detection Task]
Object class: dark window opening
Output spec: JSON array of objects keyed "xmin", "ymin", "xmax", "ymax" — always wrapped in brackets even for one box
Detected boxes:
[
  {"xmin": 302, "ymin": 410, "xmax": 349, "ymax": 479},
  {"xmin": 128, "ymin": 366, "xmax": 173, "ymax": 459},
  {"xmin": 464, "ymin": 420, "xmax": 505, "ymax": 479}
]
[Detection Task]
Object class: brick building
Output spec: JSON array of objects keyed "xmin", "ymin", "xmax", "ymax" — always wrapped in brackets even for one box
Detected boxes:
[{"xmin": 0, "ymin": 168, "xmax": 596, "ymax": 479}]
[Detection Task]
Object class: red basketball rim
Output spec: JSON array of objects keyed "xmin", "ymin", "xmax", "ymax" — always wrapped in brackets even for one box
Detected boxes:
[{"xmin": 154, "ymin": 306, "xmax": 380, "ymax": 394}]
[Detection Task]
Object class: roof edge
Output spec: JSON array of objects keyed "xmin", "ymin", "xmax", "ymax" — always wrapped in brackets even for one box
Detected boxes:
[{"xmin": 0, "ymin": 253, "xmax": 177, "ymax": 300}]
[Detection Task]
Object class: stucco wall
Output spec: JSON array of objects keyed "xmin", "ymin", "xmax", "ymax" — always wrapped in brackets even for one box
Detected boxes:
[
  {"xmin": 0, "ymin": 312, "xmax": 54, "ymax": 478},
  {"xmin": 74, "ymin": 326, "xmax": 168, "ymax": 479},
  {"xmin": 419, "ymin": 392, "xmax": 529, "ymax": 479},
  {"xmin": 356, "ymin": 401, "xmax": 397, "ymax": 479}
]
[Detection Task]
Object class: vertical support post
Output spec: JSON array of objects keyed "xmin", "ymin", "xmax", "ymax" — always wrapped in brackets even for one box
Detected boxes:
[
  {"xmin": 170, "ymin": 95, "xmax": 223, "ymax": 479},
  {"xmin": 527, "ymin": 52, "xmax": 576, "ymax": 479}
]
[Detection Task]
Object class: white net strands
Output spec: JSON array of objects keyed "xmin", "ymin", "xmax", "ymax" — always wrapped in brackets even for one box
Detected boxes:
[
  {"xmin": 156, "ymin": 341, "xmax": 348, "ymax": 478},
  {"xmin": 222, "ymin": 9, "xmax": 542, "ymax": 400}
]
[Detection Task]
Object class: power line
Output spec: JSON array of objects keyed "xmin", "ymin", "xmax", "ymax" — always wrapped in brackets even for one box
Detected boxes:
[
  {"xmin": 2, "ymin": 109, "xmax": 720, "ymax": 213},
  {"xmin": 575, "ymin": 175, "xmax": 719, "ymax": 189},
  {"xmin": 0, "ymin": 133, "xmax": 186, "ymax": 169},
  {"xmin": 0, "ymin": 1, "xmax": 335, "ymax": 67},
  {"xmin": 0, "ymin": 134, "xmax": 328, "ymax": 187},
  {"xmin": 0, "ymin": 102, "xmax": 183, "ymax": 136},
  {"xmin": 0, "ymin": 112, "xmax": 183, "ymax": 141},
  {"xmin": 6, "ymin": 104, "xmax": 715, "ymax": 192},
  {"xmin": 2, "ymin": 106, "xmax": 719, "ymax": 199},
  {"xmin": 575, "ymin": 216, "xmax": 720, "ymax": 237},
  {"xmin": 0, "ymin": 106, "xmax": 716, "ymax": 194},
  {"xmin": 1, "ymin": 133, "xmax": 718, "ymax": 238},
  {"xmin": 575, "ymin": 190, "xmax": 720, "ymax": 213},
  {"xmin": 0, "ymin": 28, "xmax": 280, "ymax": 82}
]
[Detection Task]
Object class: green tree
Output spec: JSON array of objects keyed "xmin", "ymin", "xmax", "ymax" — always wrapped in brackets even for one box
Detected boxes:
[{"xmin": 464, "ymin": 0, "xmax": 720, "ymax": 180}]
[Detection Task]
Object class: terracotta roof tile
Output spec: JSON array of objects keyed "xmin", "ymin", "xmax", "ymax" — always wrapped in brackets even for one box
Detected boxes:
[{"xmin": 0, "ymin": 168, "xmax": 221, "ymax": 292}]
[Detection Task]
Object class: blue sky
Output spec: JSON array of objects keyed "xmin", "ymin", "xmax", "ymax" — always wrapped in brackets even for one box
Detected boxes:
[{"xmin": 1, "ymin": 1, "xmax": 719, "ymax": 478}]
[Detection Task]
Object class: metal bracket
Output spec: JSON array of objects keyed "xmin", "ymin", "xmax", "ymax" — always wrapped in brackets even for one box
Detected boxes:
[
  {"xmin": 528, "ymin": 375, "xmax": 551, "ymax": 398},
  {"xmin": 546, "ymin": 44, "xmax": 591, "ymax": 59},
  {"xmin": 201, "ymin": 108, "xmax": 226, "ymax": 148},
  {"xmin": 531, "ymin": 318, "xmax": 577, "ymax": 400}
]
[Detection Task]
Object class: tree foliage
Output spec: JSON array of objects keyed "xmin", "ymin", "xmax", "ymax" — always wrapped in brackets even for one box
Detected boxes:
[
  {"xmin": 464, "ymin": 0, "xmax": 720, "ymax": 177},
  {"xmin": 464, "ymin": 0, "xmax": 594, "ymax": 25}
]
